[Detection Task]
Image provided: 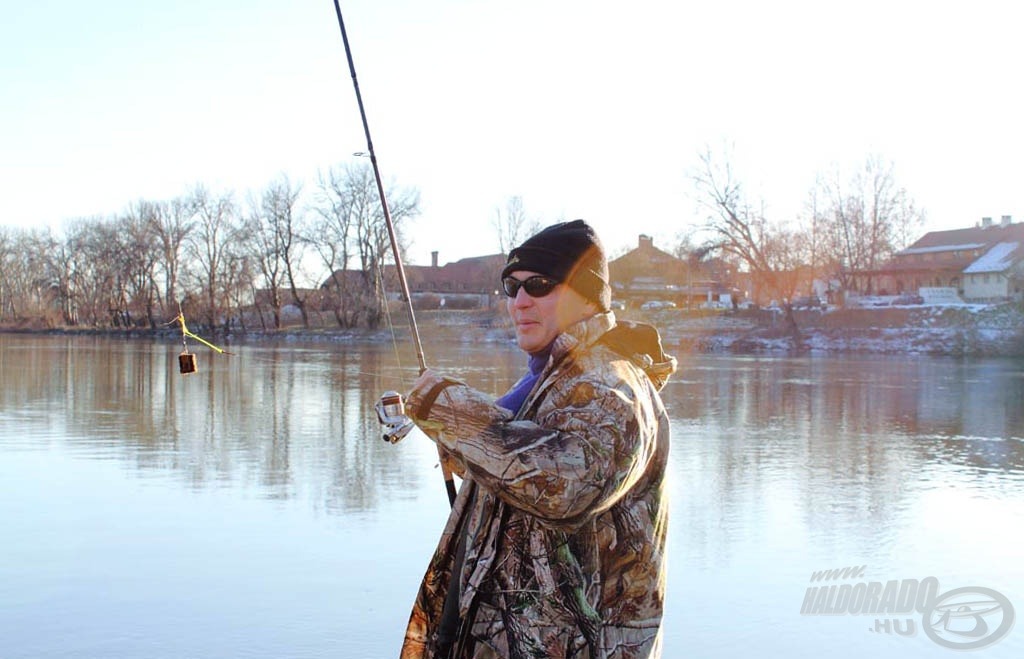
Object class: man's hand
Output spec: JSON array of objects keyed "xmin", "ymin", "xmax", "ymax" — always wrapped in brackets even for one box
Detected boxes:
[
  {"xmin": 404, "ymin": 371, "xmax": 466, "ymax": 478},
  {"xmin": 404, "ymin": 369, "xmax": 458, "ymax": 423}
]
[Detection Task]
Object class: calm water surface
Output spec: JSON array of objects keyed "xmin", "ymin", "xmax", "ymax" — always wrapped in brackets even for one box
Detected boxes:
[{"xmin": 1, "ymin": 334, "xmax": 1022, "ymax": 658}]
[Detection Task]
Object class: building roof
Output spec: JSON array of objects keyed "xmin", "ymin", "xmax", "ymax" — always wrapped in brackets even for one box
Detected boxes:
[
  {"xmin": 608, "ymin": 235, "xmax": 687, "ymax": 285},
  {"xmin": 323, "ymin": 253, "xmax": 506, "ymax": 295},
  {"xmin": 609, "ymin": 236, "xmax": 681, "ymax": 271},
  {"xmin": 963, "ymin": 242, "xmax": 1022, "ymax": 274},
  {"xmin": 404, "ymin": 253, "xmax": 505, "ymax": 291},
  {"xmin": 887, "ymin": 220, "xmax": 1024, "ymax": 276},
  {"xmin": 900, "ymin": 221, "xmax": 1024, "ymax": 254},
  {"xmin": 900, "ymin": 243, "xmax": 985, "ymax": 255}
]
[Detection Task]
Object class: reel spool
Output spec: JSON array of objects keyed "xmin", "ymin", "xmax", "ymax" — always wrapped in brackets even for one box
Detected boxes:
[{"xmin": 375, "ymin": 390, "xmax": 415, "ymax": 443}]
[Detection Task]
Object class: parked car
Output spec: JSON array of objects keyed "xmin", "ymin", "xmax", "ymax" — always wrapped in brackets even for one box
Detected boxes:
[
  {"xmin": 640, "ymin": 300, "xmax": 676, "ymax": 311},
  {"xmin": 609, "ymin": 299, "xmax": 627, "ymax": 311},
  {"xmin": 791, "ymin": 295, "xmax": 824, "ymax": 310},
  {"xmin": 893, "ymin": 293, "xmax": 924, "ymax": 305}
]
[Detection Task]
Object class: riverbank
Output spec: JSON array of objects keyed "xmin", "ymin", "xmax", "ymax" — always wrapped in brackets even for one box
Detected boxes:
[
  {"xmin": 655, "ymin": 303, "xmax": 1024, "ymax": 356},
  {"xmin": 373, "ymin": 303, "xmax": 1024, "ymax": 357},
  {"xmin": 5, "ymin": 302, "xmax": 1024, "ymax": 356}
]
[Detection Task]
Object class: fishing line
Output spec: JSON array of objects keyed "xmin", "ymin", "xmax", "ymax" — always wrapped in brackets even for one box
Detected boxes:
[
  {"xmin": 166, "ymin": 304, "xmax": 408, "ymax": 385},
  {"xmin": 232, "ymin": 354, "xmax": 412, "ymax": 394},
  {"xmin": 375, "ymin": 257, "xmax": 410, "ymax": 386},
  {"xmin": 331, "ymin": 0, "xmax": 457, "ymax": 506}
]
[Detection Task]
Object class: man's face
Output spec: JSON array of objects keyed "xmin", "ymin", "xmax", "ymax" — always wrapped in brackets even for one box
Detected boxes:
[{"xmin": 505, "ymin": 270, "xmax": 595, "ymax": 354}]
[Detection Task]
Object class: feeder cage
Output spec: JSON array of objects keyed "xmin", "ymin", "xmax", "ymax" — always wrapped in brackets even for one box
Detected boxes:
[{"xmin": 178, "ymin": 352, "xmax": 197, "ymax": 374}]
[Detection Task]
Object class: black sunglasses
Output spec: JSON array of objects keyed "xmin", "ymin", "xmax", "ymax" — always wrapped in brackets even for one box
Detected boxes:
[{"xmin": 501, "ymin": 275, "xmax": 560, "ymax": 298}]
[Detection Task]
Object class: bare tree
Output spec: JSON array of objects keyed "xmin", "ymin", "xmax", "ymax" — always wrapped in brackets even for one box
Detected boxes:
[
  {"xmin": 221, "ymin": 238, "xmax": 256, "ymax": 333},
  {"xmin": 311, "ymin": 162, "xmax": 420, "ymax": 329},
  {"xmin": 244, "ymin": 177, "xmax": 307, "ymax": 330},
  {"xmin": 312, "ymin": 165, "xmax": 358, "ymax": 327},
  {"xmin": 492, "ymin": 195, "xmax": 539, "ymax": 255},
  {"xmin": 245, "ymin": 195, "xmax": 284, "ymax": 329},
  {"xmin": 0, "ymin": 228, "xmax": 18, "ymax": 322},
  {"xmin": 351, "ymin": 164, "xmax": 388, "ymax": 328},
  {"xmin": 187, "ymin": 185, "xmax": 241, "ymax": 329},
  {"xmin": 45, "ymin": 227, "xmax": 79, "ymax": 325},
  {"xmin": 3, "ymin": 228, "xmax": 58, "ymax": 325},
  {"xmin": 814, "ymin": 156, "xmax": 925, "ymax": 294},
  {"xmin": 0, "ymin": 167, "xmax": 425, "ymax": 331},
  {"xmin": 149, "ymin": 194, "xmax": 196, "ymax": 320},
  {"xmin": 114, "ymin": 201, "xmax": 163, "ymax": 328},
  {"xmin": 54, "ymin": 218, "xmax": 118, "ymax": 327},
  {"xmin": 691, "ymin": 148, "xmax": 808, "ymax": 345},
  {"xmin": 263, "ymin": 176, "xmax": 309, "ymax": 328}
]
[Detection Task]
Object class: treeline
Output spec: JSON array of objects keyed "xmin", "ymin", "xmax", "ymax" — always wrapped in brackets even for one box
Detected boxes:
[
  {"xmin": 691, "ymin": 153, "xmax": 925, "ymax": 299},
  {"xmin": 0, "ymin": 162, "xmax": 420, "ymax": 332},
  {"xmin": 2, "ymin": 148, "xmax": 926, "ymax": 347},
  {"xmin": 688, "ymin": 152, "xmax": 926, "ymax": 343}
]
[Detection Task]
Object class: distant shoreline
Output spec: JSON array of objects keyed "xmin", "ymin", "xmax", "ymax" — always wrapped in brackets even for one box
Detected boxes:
[{"xmin": 4, "ymin": 303, "xmax": 1024, "ymax": 357}]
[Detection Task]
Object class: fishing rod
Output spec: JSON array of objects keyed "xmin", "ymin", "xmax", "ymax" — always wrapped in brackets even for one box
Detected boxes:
[{"xmin": 331, "ymin": 0, "xmax": 457, "ymax": 507}]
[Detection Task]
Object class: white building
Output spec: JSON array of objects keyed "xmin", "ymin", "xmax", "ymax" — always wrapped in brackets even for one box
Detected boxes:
[{"xmin": 962, "ymin": 240, "xmax": 1024, "ymax": 300}]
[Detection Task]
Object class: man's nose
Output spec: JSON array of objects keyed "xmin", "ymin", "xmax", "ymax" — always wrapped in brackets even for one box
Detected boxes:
[{"xmin": 512, "ymin": 288, "xmax": 534, "ymax": 307}]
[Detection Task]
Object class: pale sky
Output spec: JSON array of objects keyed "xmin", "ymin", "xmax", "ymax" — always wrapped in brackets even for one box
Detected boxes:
[{"xmin": 3, "ymin": 0, "xmax": 1023, "ymax": 267}]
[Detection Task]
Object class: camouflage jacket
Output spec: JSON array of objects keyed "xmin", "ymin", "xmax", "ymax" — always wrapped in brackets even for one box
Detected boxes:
[{"xmin": 400, "ymin": 312, "xmax": 676, "ymax": 658}]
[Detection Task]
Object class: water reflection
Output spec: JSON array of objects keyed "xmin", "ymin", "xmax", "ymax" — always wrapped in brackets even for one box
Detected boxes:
[
  {"xmin": 669, "ymin": 354, "xmax": 1023, "ymax": 558},
  {"xmin": 0, "ymin": 335, "xmax": 525, "ymax": 513},
  {"xmin": 2, "ymin": 334, "xmax": 1022, "ymax": 658},
  {"xmin": 3, "ymin": 335, "xmax": 1023, "ymax": 531}
]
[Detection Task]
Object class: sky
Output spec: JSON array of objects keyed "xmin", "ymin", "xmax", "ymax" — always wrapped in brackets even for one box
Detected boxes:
[{"xmin": 3, "ymin": 0, "xmax": 1024, "ymax": 267}]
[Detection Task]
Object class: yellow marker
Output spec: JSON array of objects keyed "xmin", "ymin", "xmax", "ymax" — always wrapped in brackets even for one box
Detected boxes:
[
  {"xmin": 175, "ymin": 313, "xmax": 231, "ymax": 354},
  {"xmin": 170, "ymin": 307, "xmax": 232, "ymax": 374}
]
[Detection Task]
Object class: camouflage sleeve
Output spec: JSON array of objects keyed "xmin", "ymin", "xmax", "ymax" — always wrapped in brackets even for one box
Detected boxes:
[
  {"xmin": 408, "ymin": 365, "xmax": 654, "ymax": 526},
  {"xmin": 405, "ymin": 370, "xmax": 513, "ymax": 437}
]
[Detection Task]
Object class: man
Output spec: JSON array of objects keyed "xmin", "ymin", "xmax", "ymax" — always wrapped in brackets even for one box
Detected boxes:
[{"xmin": 400, "ymin": 220, "xmax": 676, "ymax": 658}]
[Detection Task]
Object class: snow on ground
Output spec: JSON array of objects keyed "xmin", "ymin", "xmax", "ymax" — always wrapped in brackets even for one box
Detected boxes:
[
  {"xmin": 648, "ymin": 303, "xmax": 1024, "ymax": 356},
  {"xmin": 350, "ymin": 302, "xmax": 1024, "ymax": 357}
]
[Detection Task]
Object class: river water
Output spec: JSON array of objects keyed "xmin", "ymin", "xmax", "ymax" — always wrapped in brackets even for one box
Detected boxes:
[{"xmin": 1, "ymin": 333, "xmax": 1022, "ymax": 658}]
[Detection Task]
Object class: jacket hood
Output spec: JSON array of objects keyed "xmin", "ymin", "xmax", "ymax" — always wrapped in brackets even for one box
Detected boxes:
[
  {"xmin": 552, "ymin": 313, "xmax": 677, "ymax": 391},
  {"xmin": 598, "ymin": 319, "xmax": 677, "ymax": 390}
]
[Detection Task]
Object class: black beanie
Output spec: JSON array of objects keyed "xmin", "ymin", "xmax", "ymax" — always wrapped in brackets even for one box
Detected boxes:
[{"xmin": 501, "ymin": 219, "xmax": 611, "ymax": 312}]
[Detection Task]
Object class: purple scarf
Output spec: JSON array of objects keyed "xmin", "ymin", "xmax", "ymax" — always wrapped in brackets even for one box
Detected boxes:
[{"xmin": 495, "ymin": 349, "xmax": 550, "ymax": 414}]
